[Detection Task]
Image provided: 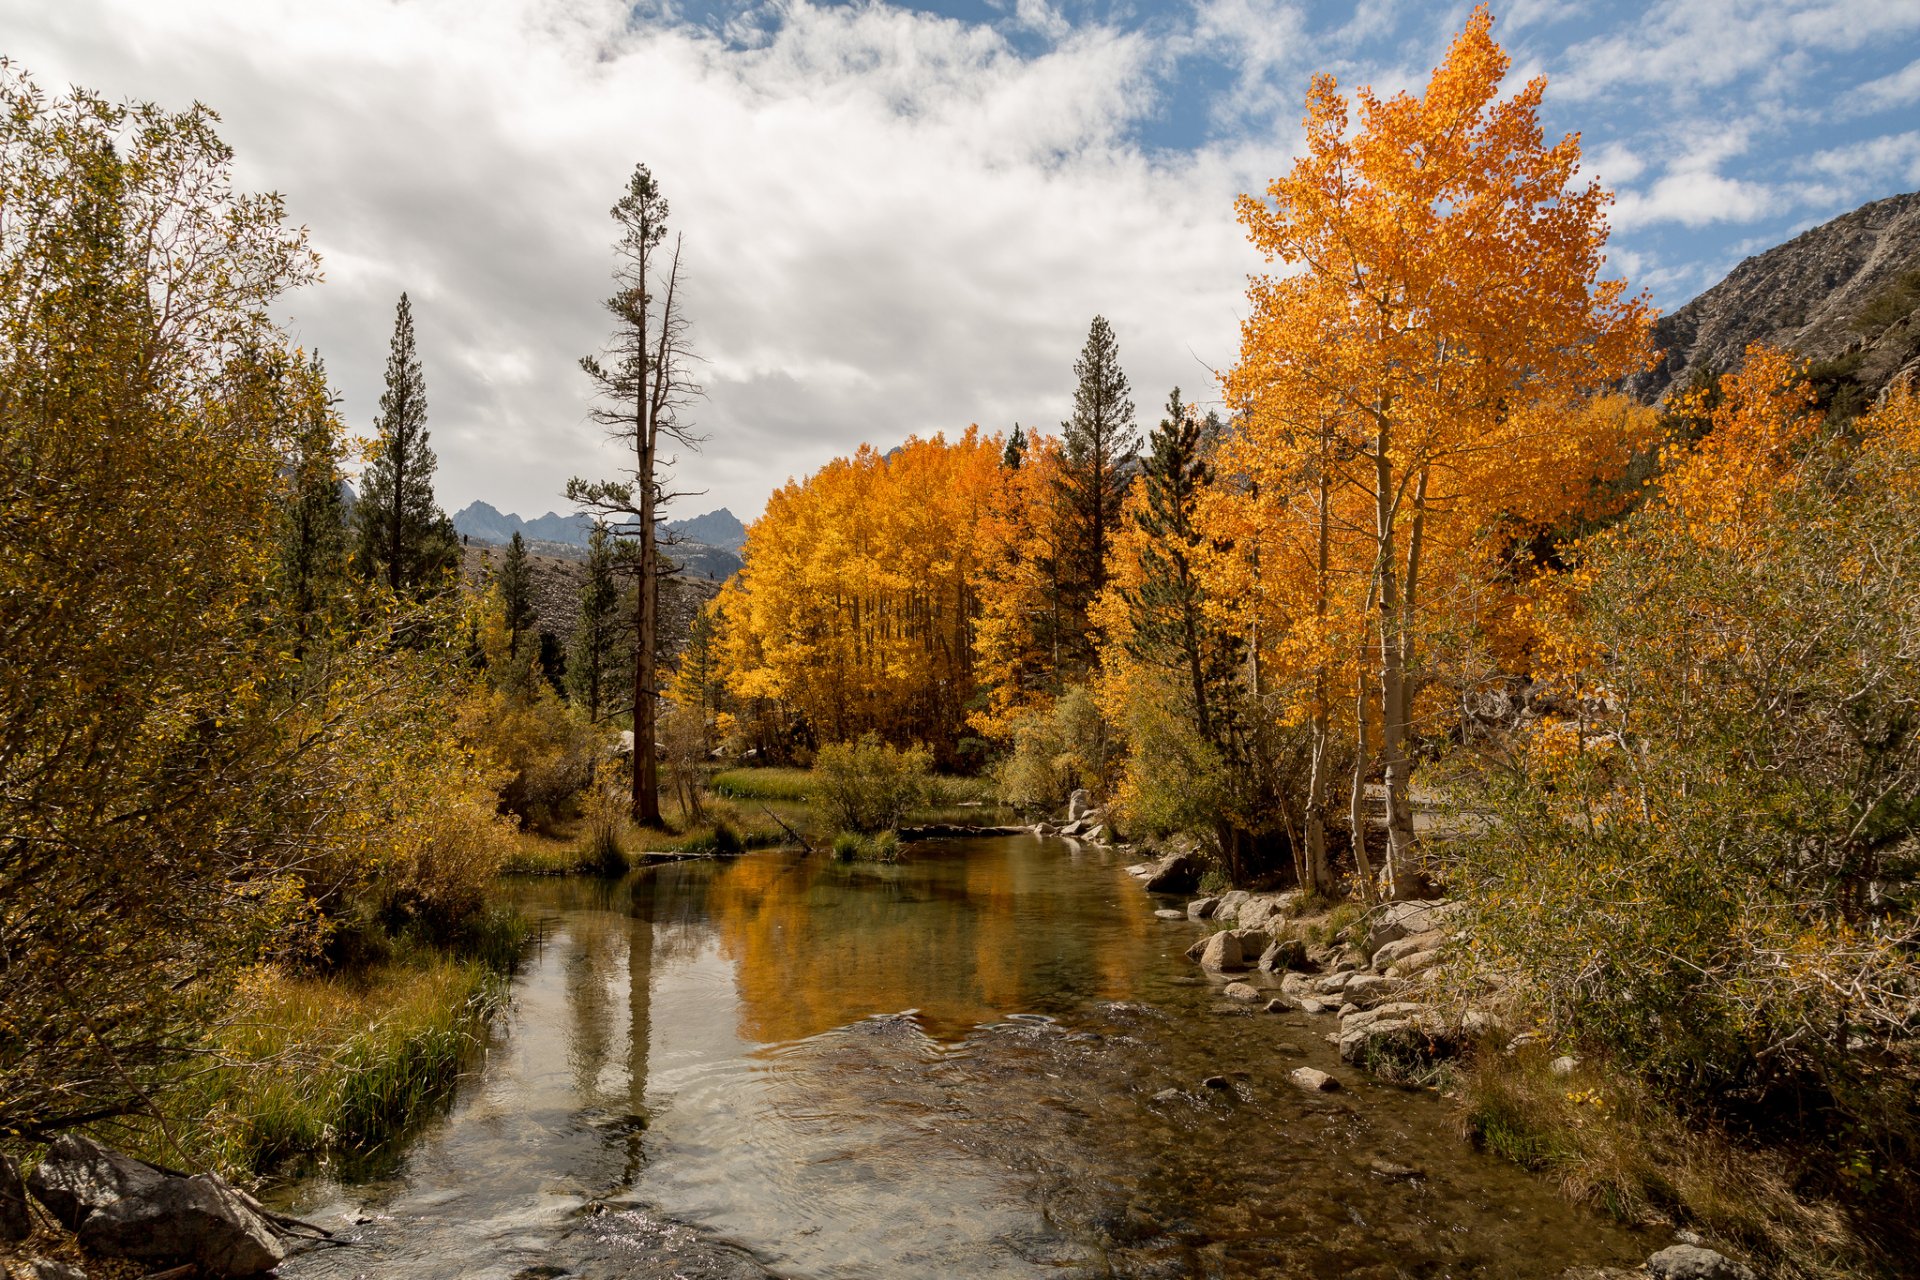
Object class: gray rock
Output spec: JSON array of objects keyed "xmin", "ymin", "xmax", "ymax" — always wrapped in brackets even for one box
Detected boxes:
[
  {"xmin": 1202, "ymin": 1075, "xmax": 1231, "ymax": 1090},
  {"xmin": 1142, "ymin": 853, "xmax": 1201, "ymax": 895},
  {"xmin": 28, "ymin": 1261, "xmax": 88, "ymax": 1280},
  {"xmin": 1386, "ymin": 949, "xmax": 1445, "ymax": 980},
  {"xmin": 1364, "ymin": 900, "xmax": 1460, "ymax": 953},
  {"xmin": 26, "ymin": 1134, "xmax": 285, "ymax": 1276},
  {"xmin": 1235, "ymin": 893, "xmax": 1297, "ymax": 931},
  {"xmin": 1551, "ymin": 1054, "xmax": 1579, "ymax": 1076},
  {"xmin": 78, "ymin": 1173, "xmax": 286, "ymax": 1275},
  {"xmin": 1298, "ymin": 997, "xmax": 1336, "ymax": 1015},
  {"xmin": 1459, "ymin": 1009, "xmax": 1507, "ymax": 1039},
  {"xmin": 1371, "ymin": 929, "xmax": 1445, "ymax": 972},
  {"xmin": 1214, "ymin": 890, "xmax": 1251, "ymax": 918},
  {"xmin": 1289, "ymin": 1067, "xmax": 1339, "ymax": 1092},
  {"xmin": 1338, "ymin": 1003, "xmax": 1453, "ymax": 1067},
  {"xmin": 1067, "ymin": 788, "xmax": 1094, "ymax": 822},
  {"xmin": 1196, "ymin": 931, "xmax": 1246, "ymax": 972},
  {"xmin": 1, "ymin": 1151, "xmax": 30, "ymax": 1242},
  {"xmin": 1264, "ymin": 998, "xmax": 1288, "ymax": 1013},
  {"xmin": 1316, "ymin": 970, "xmax": 1355, "ymax": 995},
  {"xmin": 1279, "ymin": 972, "xmax": 1317, "ymax": 999},
  {"xmin": 1257, "ymin": 938, "xmax": 1309, "ymax": 973},
  {"xmin": 26, "ymin": 1134, "xmax": 166, "ymax": 1231},
  {"xmin": 1151, "ymin": 1087, "xmax": 1183, "ymax": 1104},
  {"xmin": 1222, "ymin": 981, "xmax": 1261, "ymax": 1001},
  {"xmin": 1084, "ymin": 824, "xmax": 1109, "ymax": 844},
  {"xmin": 1186, "ymin": 896, "xmax": 1221, "ymax": 920},
  {"xmin": 1646, "ymin": 1244, "xmax": 1757, "ymax": 1280},
  {"xmin": 1337, "ymin": 974, "xmax": 1405, "ymax": 1008},
  {"xmin": 1153, "ymin": 908, "xmax": 1184, "ymax": 920}
]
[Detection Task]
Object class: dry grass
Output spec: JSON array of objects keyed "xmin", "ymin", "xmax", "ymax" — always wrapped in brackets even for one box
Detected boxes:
[{"xmin": 1461, "ymin": 1044, "xmax": 1879, "ymax": 1279}]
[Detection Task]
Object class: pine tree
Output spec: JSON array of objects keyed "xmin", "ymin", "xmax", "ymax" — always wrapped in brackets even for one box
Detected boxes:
[
  {"xmin": 355, "ymin": 292, "xmax": 458, "ymax": 597},
  {"xmin": 276, "ymin": 350, "xmax": 350, "ymax": 651},
  {"xmin": 1002, "ymin": 423, "xmax": 1027, "ymax": 470},
  {"xmin": 498, "ymin": 531, "xmax": 536, "ymax": 658},
  {"xmin": 568, "ymin": 522, "xmax": 624, "ymax": 722},
  {"xmin": 1054, "ymin": 315, "xmax": 1137, "ymax": 668},
  {"xmin": 567, "ymin": 164, "xmax": 704, "ymax": 825}
]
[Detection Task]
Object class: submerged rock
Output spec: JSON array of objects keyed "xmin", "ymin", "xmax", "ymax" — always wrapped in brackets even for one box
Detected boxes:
[
  {"xmin": 26, "ymin": 1134, "xmax": 286, "ymax": 1277},
  {"xmin": 1646, "ymin": 1244, "xmax": 1757, "ymax": 1280},
  {"xmin": 1153, "ymin": 908, "xmax": 1185, "ymax": 920}
]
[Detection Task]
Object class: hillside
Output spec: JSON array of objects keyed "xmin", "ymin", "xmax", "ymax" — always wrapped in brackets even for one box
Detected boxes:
[
  {"xmin": 1626, "ymin": 190, "xmax": 1920, "ymax": 406},
  {"xmin": 460, "ymin": 542, "xmax": 718, "ymax": 657}
]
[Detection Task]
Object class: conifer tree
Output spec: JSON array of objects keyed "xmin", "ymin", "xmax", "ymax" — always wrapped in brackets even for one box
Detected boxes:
[
  {"xmin": 1054, "ymin": 315, "xmax": 1137, "ymax": 667},
  {"xmin": 276, "ymin": 350, "xmax": 350, "ymax": 650},
  {"xmin": 498, "ymin": 530, "xmax": 536, "ymax": 659},
  {"xmin": 568, "ymin": 522, "xmax": 624, "ymax": 722},
  {"xmin": 1003, "ymin": 423, "xmax": 1027, "ymax": 470},
  {"xmin": 355, "ymin": 292, "xmax": 458, "ymax": 597},
  {"xmin": 568, "ymin": 163, "xmax": 704, "ymax": 825}
]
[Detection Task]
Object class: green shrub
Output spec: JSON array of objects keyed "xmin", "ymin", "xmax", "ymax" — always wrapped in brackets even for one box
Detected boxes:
[
  {"xmin": 832, "ymin": 830, "xmax": 863, "ymax": 861},
  {"xmin": 813, "ymin": 734, "xmax": 932, "ymax": 834},
  {"xmin": 995, "ymin": 685, "xmax": 1110, "ymax": 811}
]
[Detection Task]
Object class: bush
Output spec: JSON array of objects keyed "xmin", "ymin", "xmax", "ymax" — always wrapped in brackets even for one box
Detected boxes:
[
  {"xmin": 579, "ymin": 766, "xmax": 630, "ymax": 876},
  {"xmin": 813, "ymin": 734, "xmax": 932, "ymax": 833},
  {"xmin": 995, "ymin": 685, "xmax": 1110, "ymax": 812}
]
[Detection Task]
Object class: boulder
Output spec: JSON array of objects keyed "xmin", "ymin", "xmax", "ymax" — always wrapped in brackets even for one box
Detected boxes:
[
  {"xmin": 1316, "ymin": 970, "xmax": 1356, "ymax": 996},
  {"xmin": 1371, "ymin": 929, "xmax": 1446, "ymax": 973},
  {"xmin": 1222, "ymin": 982, "xmax": 1262, "ymax": 1001},
  {"xmin": 1186, "ymin": 896, "xmax": 1222, "ymax": 921},
  {"xmin": 1459, "ymin": 1009, "xmax": 1507, "ymax": 1039},
  {"xmin": 1646, "ymin": 1245, "xmax": 1757, "ymax": 1280},
  {"xmin": 1298, "ymin": 998, "xmax": 1336, "ymax": 1015},
  {"xmin": 1364, "ymin": 900, "xmax": 1461, "ymax": 953},
  {"xmin": 1386, "ymin": 949, "xmax": 1445, "ymax": 981},
  {"xmin": 1214, "ymin": 890, "xmax": 1251, "ymax": 919},
  {"xmin": 1067, "ymin": 788, "xmax": 1093, "ymax": 822},
  {"xmin": 2, "ymin": 1152, "xmax": 30, "ymax": 1242},
  {"xmin": 1551, "ymin": 1055, "xmax": 1580, "ymax": 1076},
  {"xmin": 80, "ymin": 1175, "xmax": 286, "ymax": 1276},
  {"xmin": 1141, "ymin": 853, "xmax": 1201, "ymax": 894},
  {"xmin": 1264, "ymin": 998, "xmax": 1288, "ymax": 1013},
  {"xmin": 1084, "ymin": 824, "xmax": 1109, "ymax": 844},
  {"xmin": 1289, "ymin": 1067, "xmax": 1339, "ymax": 1092},
  {"xmin": 1279, "ymin": 972, "xmax": 1316, "ymax": 999},
  {"xmin": 27, "ymin": 1262, "xmax": 87, "ymax": 1280},
  {"xmin": 1196, "ymin": 931, "xmax": 1246, "ymax": 972},
  {"xmin": 1257, "ymin": 939, "xmax": 1309, "ymax": 973},
  {"xmin": 1341, "ymin": 972, "xmax": 1408, "ymax": 1006},
  {"xmin": 1235, "ymin": 893, "xmax": 1296, "ymax": 931},
  {"xmin": 26, "ymin": 1135, "xmax": 285, "ymax": 1277},
  {"xmin": 1337, "ymin": 1002, "xmax": 1453, "ymax": 1068}
]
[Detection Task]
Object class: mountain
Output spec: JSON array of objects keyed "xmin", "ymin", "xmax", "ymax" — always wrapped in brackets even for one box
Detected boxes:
[
  {"xmin": 450, "ymin": 501, "xmax": 745, "ymax": 580},
  {"xmin": 1626, "ymin": 191, "xmax": 1920, "ymax": 407},
  {"xmin": 665, "ymin": 508, "xmax": 747, "ymax": 552}
]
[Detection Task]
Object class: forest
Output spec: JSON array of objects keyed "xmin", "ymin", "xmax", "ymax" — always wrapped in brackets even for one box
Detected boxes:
[{"xmin": 2, "ymin": 7, "xmax": 1918, "ymax": 1279}]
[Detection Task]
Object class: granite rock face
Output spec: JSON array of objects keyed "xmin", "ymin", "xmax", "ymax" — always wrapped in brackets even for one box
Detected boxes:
[{"xmin": 1625, "ymin": 191, "xmax": 1920, "ymax": 406}]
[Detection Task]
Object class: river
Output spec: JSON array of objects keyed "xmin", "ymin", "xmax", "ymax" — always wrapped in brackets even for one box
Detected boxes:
[{"xmin": 269, "ymin": 835, "xmax": 1648, "ymax": 1278}]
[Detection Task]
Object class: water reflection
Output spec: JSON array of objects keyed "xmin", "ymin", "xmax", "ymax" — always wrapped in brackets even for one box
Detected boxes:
[{"xmin": 273, "ymin": 839, "xmax": 1651, "ymax": 1279}]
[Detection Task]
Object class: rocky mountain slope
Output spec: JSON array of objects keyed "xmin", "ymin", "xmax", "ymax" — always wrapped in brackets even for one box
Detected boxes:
[
  {"xmin": 452, "ymin": 502, "xmax": 744, "ymax": 580},
  {"xmin": 1626, "ymin": 190, "xmax": 1920, "ymax": 406},
  {"xmin": 461, "ymin": 543, "xmax": 718, "ymax": 656}
]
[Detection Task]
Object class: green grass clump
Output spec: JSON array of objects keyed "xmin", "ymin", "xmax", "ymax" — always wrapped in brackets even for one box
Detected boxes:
[
  {"xmin": 173, "ymin": 952, "xmax": 509, "ymax": 1174},
  {"xmin": 711, "ymin": 767, "xmax": 817, "ymax": 803}
]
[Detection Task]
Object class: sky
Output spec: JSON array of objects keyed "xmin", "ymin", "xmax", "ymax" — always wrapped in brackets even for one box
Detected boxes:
[{"xmin": 8, "ymin": 0, "xmax": 1920, "ymax": 524}]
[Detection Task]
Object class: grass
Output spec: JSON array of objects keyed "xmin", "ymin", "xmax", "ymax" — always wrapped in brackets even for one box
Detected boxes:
[
  {"xmin": 1460, "ymin": 1043, "xmax": 1876, "ymax": 1279},
  {"xmin": 156, "ymin": 951, "xmax": 509, "ymax": 1176}
]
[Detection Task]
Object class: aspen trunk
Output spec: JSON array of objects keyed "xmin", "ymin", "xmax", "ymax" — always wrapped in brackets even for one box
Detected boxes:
[{"xmin": 1372, "ymin": 430, "xmax": 1415, "ymax": 898}]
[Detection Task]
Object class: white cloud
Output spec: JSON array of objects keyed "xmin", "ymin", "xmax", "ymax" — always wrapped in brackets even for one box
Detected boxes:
[
  {"xmin": 3, "ymin": 0, "xmax": 1266, "ymax": 520},
  {"xmin": 1846, "ymin": 57, "xmax": 1920, "ymax": 116}
]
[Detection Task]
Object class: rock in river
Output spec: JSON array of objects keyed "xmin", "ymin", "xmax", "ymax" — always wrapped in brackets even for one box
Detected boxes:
[
  {"xmin": 1223, "ymin": 981, "xmax": 1262, "ymax": 1001},
  {"xmin": 1289, "ymin": 1067, "xmax": 1339, "ymax": 1092},
  {"xmin": 1141, "ymin": 852, "xmax": 1201, "ymax": 894}
]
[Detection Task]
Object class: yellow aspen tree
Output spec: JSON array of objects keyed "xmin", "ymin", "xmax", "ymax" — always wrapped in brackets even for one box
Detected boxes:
[{"xmin": 1229, "ymin": 6, "xmax": 1651, "ymax": 896}]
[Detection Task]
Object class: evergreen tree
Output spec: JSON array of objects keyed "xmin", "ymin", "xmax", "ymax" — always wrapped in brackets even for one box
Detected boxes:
[
  {"xmin": 355, "ymin": 292, "xmax": 458, "ymax": 596},
  {"xmin": 1002, "ymin": 423, "xmax": 1027, "ymax": 470},
  {"xmin": 567, "ymin": 521, "xmax": 625, "ymax": 722},
  {"xmin": 276, "ymin": 350, "xmax": 350, "ymax": 650},
  {"xmin": 1054, "ymin": 315, "xmax": 1137, "ymax": 666},
  {"xmin": 498, "ymin": 530, "xmax": 536, "ymax": 658}
]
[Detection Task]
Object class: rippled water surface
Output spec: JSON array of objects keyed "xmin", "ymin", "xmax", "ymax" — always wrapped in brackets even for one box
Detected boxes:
[{"xmin": 272, "ymin": 837, "xmax": 1649, "ymax": 1278}]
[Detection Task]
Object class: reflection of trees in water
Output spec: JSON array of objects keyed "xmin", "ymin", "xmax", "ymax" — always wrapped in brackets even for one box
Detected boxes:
[
  {"xmin": 623, "ymin": 873, "xmax": 653, "ymax": 1190},
  {"xmin": 702, "ymin": 841, "xmax": 1152, "ymax": 1045},
  {"xmin": 562, "ymin": 906, "xmax": 623, "ymax": 1102}
]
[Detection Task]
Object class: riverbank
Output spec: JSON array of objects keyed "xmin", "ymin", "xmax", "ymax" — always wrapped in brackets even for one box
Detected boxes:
[{"xmin": 1143, "ymin": 864, "xmax": 1891, "ymax": 1279}]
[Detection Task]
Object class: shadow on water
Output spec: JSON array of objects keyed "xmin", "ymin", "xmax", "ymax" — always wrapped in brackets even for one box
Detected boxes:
[{"xmin": 270, "ymin": 836, "xmax": 1651, "ymax": 1279}]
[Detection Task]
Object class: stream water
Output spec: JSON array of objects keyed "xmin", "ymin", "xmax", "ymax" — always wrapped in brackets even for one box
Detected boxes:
[{"xmin": 270, "ymin": 835, "xmax": 1649, "ymax": 1278}]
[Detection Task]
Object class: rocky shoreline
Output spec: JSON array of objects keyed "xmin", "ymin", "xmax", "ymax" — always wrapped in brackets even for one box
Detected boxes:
[{"xmin": 1116, "ymin": 845, "xmax": 1764, "ymax": 1280}]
